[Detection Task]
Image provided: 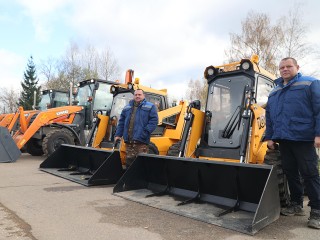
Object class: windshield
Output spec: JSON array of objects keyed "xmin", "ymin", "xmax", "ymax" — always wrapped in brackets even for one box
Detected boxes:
[
  {"xmin": 110, "ymin": 92, "xmax": 133, "ymax": 119},
  {"xmin": 38, "ymin": 93, "xmax": 51, "ymax": 110},
  {"xmin": 205, "ymin": 75, "xmax": 251, "ymax": 148},
  {"xmin": 76, "ymin": 82, "xmax": 114, "ymax": 112},
  {"xmin": 53, "ymin": 92, "xmax": 69, "ymax": 107},
  {"xmin": 76, "ymin": 84, "xmax": 93, "ymax": 106},
  {"xmin": 101, "ymin": 91, "xmax": 133, "ymax": 142},
  {"xmin": 93, "ymin": 82, "xmax": 114, "ymax": 111}
]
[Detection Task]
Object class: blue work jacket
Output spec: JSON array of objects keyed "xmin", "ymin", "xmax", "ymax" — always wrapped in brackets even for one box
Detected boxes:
[
  {"xmin": 265, "ymin": 73, "xmax": 320, "ymax": 141},
  {"xmin": 115, "ymin": 99, "xmax": 158, "ymax": 144}
]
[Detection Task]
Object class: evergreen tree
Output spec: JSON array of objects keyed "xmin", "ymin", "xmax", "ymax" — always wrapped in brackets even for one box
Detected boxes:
[{"xmin": 18, "ymin": 56, "xmax": 41, "ymax": 110}]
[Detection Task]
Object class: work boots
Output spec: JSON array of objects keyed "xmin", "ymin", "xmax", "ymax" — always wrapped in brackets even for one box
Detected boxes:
[
  {"xmin": 308, "ymin": 209, "xmax": 320, "ymax": 229},
  {"xmin": 281, "ymin": 202, "xmax": 306, "ymax": 216}
]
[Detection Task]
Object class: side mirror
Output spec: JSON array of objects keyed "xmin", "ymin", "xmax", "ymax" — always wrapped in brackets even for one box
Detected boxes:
[
  {"xmin": 94, "ymin": 82, "xmax": 99, "ymax": 90},
  {"xmin": 72, "ymin": 87, "xmax": 79, "ymax": 96},
  {"xmin": 205, "ymin": 110, "xmax": 212, "ymax": 118},
  {"xmin": 72, "ymin": 100, "xmax": 79, "ymax": 106},
  {"xmin": 191, "ymin": 100, "xmax": 201, "ymax": 110}
]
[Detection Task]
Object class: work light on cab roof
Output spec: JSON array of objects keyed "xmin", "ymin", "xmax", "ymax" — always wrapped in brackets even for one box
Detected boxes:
[
  {"xmin": 110, "ymin": 85, "xmax": 117, "ymax": 93},
  {"xmin": 204, "ymin": 55, "xmax": 259, "ymax": 80},
  {"xmin": 127, "ymin": 82, "xmax": 133, "ymax": 90}
]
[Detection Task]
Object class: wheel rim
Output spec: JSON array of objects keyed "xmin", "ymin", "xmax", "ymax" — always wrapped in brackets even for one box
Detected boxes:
[{"xmin": 53, "ymin": 137, "xmax": 69, "ymax": 151}]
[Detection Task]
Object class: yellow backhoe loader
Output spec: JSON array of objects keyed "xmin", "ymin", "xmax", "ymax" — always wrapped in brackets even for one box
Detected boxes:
[
  {"xmin": 113, "ymin": 56, "xmax": 288, "ymax": 235},
  {"xmin": 40, "ymin": 72, "xmax": 191, "ymax": 186}
]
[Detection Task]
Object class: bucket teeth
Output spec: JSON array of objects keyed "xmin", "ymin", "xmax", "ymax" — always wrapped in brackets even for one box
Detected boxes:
[
  {"xmin": 40, "ymin": 144, "xmax": 123, "ymax": 186},
  {"xmin": 113, "ymin": 154, "xmax": 281, "ymax": 235}
]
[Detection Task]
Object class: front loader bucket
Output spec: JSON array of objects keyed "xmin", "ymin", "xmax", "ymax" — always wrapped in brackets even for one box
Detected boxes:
[
  {"xmin": 0, "ymin": 127, "xmax": 21, "ymax": 163},
  {"xmin": 113, "ymin": 154, "xmax": 280, "ymax": 235},
  {"xmin": 40, "ymin": 144, "xmax": 123, "ymax": 186}
]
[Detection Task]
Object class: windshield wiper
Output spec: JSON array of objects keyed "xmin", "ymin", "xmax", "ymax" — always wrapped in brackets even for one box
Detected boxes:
[
  {"xmin": 221, "ymin": 86, "xmax": 249, "ymax": 138},
  {"xmin": 221, "ymin": 106, "xmax": 241, "ymax": 138}
]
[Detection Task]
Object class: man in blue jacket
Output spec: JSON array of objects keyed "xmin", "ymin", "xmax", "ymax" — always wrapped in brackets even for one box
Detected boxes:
[
  {"xmin": 265, "ymin": 57, "xmax": 320, "ymax": 229},
  {"xmin": 115, "ymin": 89, "xmax": 158, "ymax": 168}
]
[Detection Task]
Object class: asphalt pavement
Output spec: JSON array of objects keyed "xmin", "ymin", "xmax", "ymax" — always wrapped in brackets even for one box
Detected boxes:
[{"xmin": 0, "ymin": 153, "xmax": 319, "ymax": 240}]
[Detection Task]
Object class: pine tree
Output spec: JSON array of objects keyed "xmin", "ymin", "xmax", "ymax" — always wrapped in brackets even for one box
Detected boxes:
[{"xmin": 18, "ymin": 56, "xmax": 41, "ymax": 110}]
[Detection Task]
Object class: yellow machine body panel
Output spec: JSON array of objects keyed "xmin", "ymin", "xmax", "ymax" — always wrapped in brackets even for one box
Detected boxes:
[
  {"xmin": 92, "ymin": 114, "xmax": 110, "ymax": 148},
  {"xmin": 183, "ymin": 108, "xmax": 205, "ymax": 158},
  {"xmin": 116, "ymin": 100, "xmax": 190, "ymax": 164}
]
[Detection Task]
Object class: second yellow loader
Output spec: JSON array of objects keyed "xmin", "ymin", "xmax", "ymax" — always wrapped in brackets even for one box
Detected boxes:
[{"xmin": 39, "ymin": 71, "xmax": 186, "ymax": 186}]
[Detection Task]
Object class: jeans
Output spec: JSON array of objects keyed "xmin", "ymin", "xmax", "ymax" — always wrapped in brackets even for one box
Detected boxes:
[{"xmin": 279, "ymin": 140, "xmax": 320, "ymax": 210}]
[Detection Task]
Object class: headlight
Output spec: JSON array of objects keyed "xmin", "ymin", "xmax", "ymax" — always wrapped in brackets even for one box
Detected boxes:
[
  {"xmin": 110, "ymin": 85, "xmax": 117, "ymax": 93},
  {"xmin": 207, "ymin": 68, "xmax": 215, "ymax": 75},
  {"xmin": 127, "ymin": 83, "xmax": 133, "ymax": 90},
  {"xmin": 240, "ymin": 60, "xmax": 252, "ymax": 70},
  {"xmin": 204, "ymin": 66, "xmax": 216, "ymax": 79}
]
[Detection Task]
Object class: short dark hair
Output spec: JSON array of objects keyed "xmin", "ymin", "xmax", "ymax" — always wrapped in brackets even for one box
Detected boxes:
[
  {"xmin": 135, "ymin": 89, "xmax": 144, "ymax": 94},
  {"xmin": 281, "ymin": 57, "xmax": 298, "ymax": 66}
]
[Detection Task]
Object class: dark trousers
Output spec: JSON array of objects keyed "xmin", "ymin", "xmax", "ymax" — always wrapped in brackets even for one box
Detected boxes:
[{"xmin": 279, "ymin": 140, "xmax": 320, "ymax": 210}]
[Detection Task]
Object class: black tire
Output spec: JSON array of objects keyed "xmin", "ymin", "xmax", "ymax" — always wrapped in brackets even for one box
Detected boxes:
[
  {"xmin": 148, "ymin": 142, "xmax": 159, "ymax": 155},
  {"xmin": 264, "ymin": 149, "xmax": 290, "ymax": 207},
  {"xmin": 167, "ymin": 141, "xmax": 181, "ymax": 156},
  {"xmin": 42, "ymin": 129, "xmax": 75, "ymax": 156},
  {"xmin": 26, "ymin": 138, "xmax": 44, "ymax": 156}
]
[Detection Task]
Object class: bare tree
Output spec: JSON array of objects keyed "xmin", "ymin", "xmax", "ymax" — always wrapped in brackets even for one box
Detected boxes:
[
  {"xmin": 39, "ymin": 58, "xmax": 69, "ymax": 90},
  {"xmin": 186, "ymin": 78, "xmax": 208, "ymax": 109},
  {"xmin": 38, "ymin": 57, "xmax": 57, "ymax": 83},
  {"xmin": 38, "ymin": 41, "xmax": 121, "ymax": 90},
  {"xmin": 225, "ymin": 11, "xmax": 283, "ymax": 74},
  {"xmin": 64, "ymin": 41, "xmax": 83, "ymax": 86},
  {"xmin": 279, "ymin": 5, "xmax": 320, "ymax": 77},
  {"xmin": 225, "ymin": 4, "xmax": 313, "ymax": 76},
  {"xmin": 98, "ymin": 48, "xmax": 120, "ymax": 81},
  {"xmin": 279, "ymin": 3, "xmax": 312, "ymax": 60},
  {"xmin": 81, "ymin": 43, "xmax": 99, "ymax": 80},
  {"xmin": 0, "ymin": 87, "xmax": 19, "ymax": 113}
]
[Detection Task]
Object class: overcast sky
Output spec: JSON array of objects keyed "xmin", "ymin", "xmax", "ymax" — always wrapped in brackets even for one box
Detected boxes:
[{"xmin": 0, "ymin": 0, "xmax": 319, "ymax": 99}]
